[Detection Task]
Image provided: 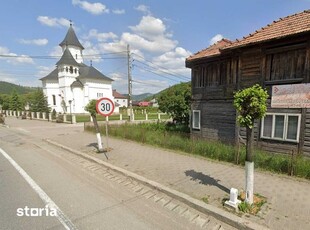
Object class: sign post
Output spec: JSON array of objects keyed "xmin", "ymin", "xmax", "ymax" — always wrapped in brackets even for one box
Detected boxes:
[{"xmin": 96, "ymin": 98, "xmax": 115, "ymax": 152}]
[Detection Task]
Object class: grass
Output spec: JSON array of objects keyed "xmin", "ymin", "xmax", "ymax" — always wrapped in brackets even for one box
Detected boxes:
[
  {"xmin": 85, "ymin": 122, "xmax": 310, "ymax": 180},
  {"xmin": 238, "ymin": 192, "xmax": 267, "ymax": 215},
  {"xmin": 76, "ymin": 113, "xmax": 170, "ymax": 123}
]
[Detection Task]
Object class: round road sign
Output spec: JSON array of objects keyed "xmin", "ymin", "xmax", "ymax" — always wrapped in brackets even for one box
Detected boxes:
[{"xmin": 96, "ymin": 97, "xmax": 115, "ymax": 116}]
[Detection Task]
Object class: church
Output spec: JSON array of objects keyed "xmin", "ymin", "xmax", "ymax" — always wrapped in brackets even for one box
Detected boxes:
[{"xmin": 40, "ymin": 23, "xmax": 114, "ymax": 114}]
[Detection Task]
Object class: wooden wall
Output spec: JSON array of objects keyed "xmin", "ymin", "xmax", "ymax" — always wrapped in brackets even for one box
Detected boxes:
[{"xmin": 192, "ymin": 100, "xmax": 236, "ymax": 143}]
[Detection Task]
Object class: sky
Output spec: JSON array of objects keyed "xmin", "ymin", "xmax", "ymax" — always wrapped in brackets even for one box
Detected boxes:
[{"xmin": 0, "ymin": 0, "xmax": 309, "ymax": 95}]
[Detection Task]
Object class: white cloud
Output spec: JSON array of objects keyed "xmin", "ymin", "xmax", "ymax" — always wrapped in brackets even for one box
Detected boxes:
[
  {"xmin": 86, "ymin": 29, "xmax": 118, "ymax": 42},
  {"xmin": 134, "ymin": 4, "xmax": 151, "ymax": 15},
  {"xmin": 0, "ymin": 71, "xmax": 18, "ymax": 84},
  {"xmin": 112, "ymin": 9, "xmax": 125, "ymax": 15},
  {"xmin": 122, "ymin": 32, "xmax": 177, "ymax": 53},
  {"xmin": 152, "ymin": 47, "xmax": 192, "ymax": 77},
  {"xmin": 18, "ymin": 38, "xmax": 48, "ymax": 46},
  {"xmin": 210, "ymin": 34, "xmax": 224, "ymax": 45},
  {"xmin": 37, "ymin": 16, "xmax": 70, "ymax": 27},
  {"xmin": 129, "ymin": 16, "xmax": 166, "ymax": 40},
  {"xmin": 72, "ymin": 0, "xmax": 109, "ymax": 15},
  {"xmin": 0, "ymin": 46, "xmax": 34, "ymax": 64}
]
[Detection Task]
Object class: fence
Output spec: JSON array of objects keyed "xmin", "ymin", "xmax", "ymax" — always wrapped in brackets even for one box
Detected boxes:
[
  {"xmin": 0, "ymin": 110, "xmax": 171, "ymax": 124},
  {"xmin": 0, "ymin": 110, "xmax": 77, "ymax": 124}
]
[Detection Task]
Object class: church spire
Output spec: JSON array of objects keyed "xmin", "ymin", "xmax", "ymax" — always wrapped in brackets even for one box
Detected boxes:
[{"xmin": 59, "ymin": 21, "xmax": 84, "ymax": 50}]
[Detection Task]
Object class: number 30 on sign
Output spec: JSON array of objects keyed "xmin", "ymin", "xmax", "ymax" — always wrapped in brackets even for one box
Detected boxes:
[{"xmin": 96, "ymin": 97, "xmax": 115, "ymax": 117}]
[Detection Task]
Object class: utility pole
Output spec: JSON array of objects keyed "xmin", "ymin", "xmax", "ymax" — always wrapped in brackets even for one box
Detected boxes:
[{"xmin": 127, "ymin": 44, "xmax": 133, "ymax": 122}]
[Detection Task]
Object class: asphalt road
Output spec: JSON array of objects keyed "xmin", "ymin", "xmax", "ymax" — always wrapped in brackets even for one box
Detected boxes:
[{"xmin": 0, "ymin": 122, "xmax": 229, "ymax": 230}]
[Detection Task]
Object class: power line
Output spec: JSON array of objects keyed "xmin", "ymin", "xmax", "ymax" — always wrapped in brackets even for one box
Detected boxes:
[
  {"xmin": 132, "ymin": 53, "xmax": 190, "ymax": 81},
  {"xmin": 133, "ymin": 64, "xmax": 180, "ymax": 82},
  {"xmin": 0, "ymin": 51, "xmax": 127, "ymax": 60}
]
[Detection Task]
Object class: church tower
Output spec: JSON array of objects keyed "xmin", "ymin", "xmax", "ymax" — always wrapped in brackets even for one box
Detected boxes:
[{"xmin": 59, "ymin": 21, "xmax": 84, "ymax": 63}]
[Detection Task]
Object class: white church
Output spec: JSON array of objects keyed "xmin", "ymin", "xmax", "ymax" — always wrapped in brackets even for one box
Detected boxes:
[{"xmin": 40, "ymin": 23, "xmax": 114, "ymax": 114}]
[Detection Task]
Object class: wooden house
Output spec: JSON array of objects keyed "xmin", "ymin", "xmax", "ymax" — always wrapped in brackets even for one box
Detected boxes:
[{"xmin": 185, "ymin": 10, "xmax": 310, "ymax": 156}]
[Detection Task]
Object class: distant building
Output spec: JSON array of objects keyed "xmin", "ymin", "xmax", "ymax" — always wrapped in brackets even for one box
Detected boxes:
[
  {"xmin": 113, "ymin": 89, "xmax": 128, "ymax": 108},
  {"xmin": 138, "ymin": 101, "xmax": 150, "ymax": 107},
  {"xmin": 40, "ymin": 23, "xmax": 114, "ymax": 113}
]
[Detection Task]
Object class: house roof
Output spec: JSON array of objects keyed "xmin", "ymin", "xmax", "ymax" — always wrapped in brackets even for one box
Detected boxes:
[
  {"xmin": 59, "ymin": 24, "xmax": 84, "ymax": 50},
  {"xmin": 113, "ymin": 89, "xmax": 127, "ymax": 99},
  {"xmin": 224, "ymin": 9, "xmax": 310, "ymax": 50},
  {"xmin": 56, "ymin": 48, "xmax": 80, "ymax": 66},
  {"xmin": 186, "ymin": 39, "xmax": 233, "ymax": 61},
  {"xmin": 39, "ymin": 68, "xmax": 58, "ymax": 81},
  {"xmin": 186, "ymin": 10, "xmax": 310, "ymax": 62},
  {"xmin": 78, "ymin": 65, "xmax": 113, "ymax": 82}
]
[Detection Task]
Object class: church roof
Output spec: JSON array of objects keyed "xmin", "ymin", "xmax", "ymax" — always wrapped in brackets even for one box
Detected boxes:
[
  {"xmin": 59, "ymin": 24, "xmax": 84, "ymax": 50},
  {"xmin": 39, "ymin": 68, "xmax": 58, "ymax": 81},
  {"xmin": 78, "ymin": 65, "xmax": 113, "ymax": 82},
  {"xmin": 71, "ymin": 79, "xmax": 83, "ymax": 88},
  {"xmin": 56, "ymin": 48, "xmax": 80, "ymax": 66}
]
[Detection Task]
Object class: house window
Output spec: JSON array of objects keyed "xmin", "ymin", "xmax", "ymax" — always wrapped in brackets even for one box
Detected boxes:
[
  {"xmin": 52, "ymin": 95, "xmax": 56, "ymax": 105},
  {"xmin": 69, "ymin": 66, "xmax": 73, "ymax": 74},
  {"xmin": 261, "ymin": 113, "xmax": 301, "ymax": 142},
  {"xmin": 266, "ymin": 47, "xmax": 307, "ymax": 81},
  {"xmin": 97, "ymin": 93, "xmax": 103, "ymax": 98},
  {"xmin": 192, "ymin": 110, "xmax": 201, "ymax": 130},
  {"xmin": 193, "ymin": 60, "xmax": 236, "ymax": 88}
]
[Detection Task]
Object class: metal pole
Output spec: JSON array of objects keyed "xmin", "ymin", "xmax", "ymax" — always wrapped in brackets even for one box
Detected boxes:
[
  {"xmin": 105, "ymin": 116, "xmax": 109, "ymax": 151},
  {"xmin": 127, "ymin": 44, "xmax": 133, "ymax": 122}
]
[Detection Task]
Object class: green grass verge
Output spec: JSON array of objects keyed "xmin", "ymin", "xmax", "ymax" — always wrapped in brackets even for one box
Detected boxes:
[{"xmin": 85, "ymin": 122, "xmax": 310, "ymax": 180}]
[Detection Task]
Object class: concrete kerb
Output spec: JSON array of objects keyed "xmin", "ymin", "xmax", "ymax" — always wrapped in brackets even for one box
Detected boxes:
[{"xmin": 44, "ymin": 138, "xmax": 269, "ymax": 230}]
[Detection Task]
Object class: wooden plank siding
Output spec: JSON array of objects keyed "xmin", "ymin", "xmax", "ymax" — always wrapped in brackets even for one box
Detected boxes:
[
  {"xmin": 191, "ymin": 100, "xmax": 236, "ymax": 143},
  {"xmin": 189, "ymin": 34, "xmax": 310, "ymax": 157}
]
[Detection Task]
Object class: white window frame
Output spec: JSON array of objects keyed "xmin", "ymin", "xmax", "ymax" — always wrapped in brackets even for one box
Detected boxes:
[
  {"xmin": 261, "ymin": 113, "xmax": 301, "ymax": 143},
  {"xmin": 192, "ymin": 110, "xmax": 201, "ymax": 130}
]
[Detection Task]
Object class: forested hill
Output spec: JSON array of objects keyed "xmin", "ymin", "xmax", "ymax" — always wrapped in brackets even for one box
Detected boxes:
[{"xmin": 0, "ymin": 81, "xmax": 37, "ymax": 95}]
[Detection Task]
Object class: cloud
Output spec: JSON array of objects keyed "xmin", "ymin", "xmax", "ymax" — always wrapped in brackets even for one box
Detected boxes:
[
  {"xmin": 72, "ymin": 0, "xmax": 109, "ymax": 15},
  {"xmin": 152, "ymin": 47, "xmax": 192, "ymax": 76},
  {"xmin": 0, "ymin": 71, "xmax": 18, "ymax": 84},
  {"xmin": 86, "ymin": 29, "xmax": 118, "ymax": 42},
  {"xmin": 210, "ymin": 34, "xmax": 224, "ymax": 45},
  {"xmin": 37, "ymin": 16, "xmax": 70, "ymax": 27},
  {"xmin": 0, "ymin": 46, "xmax": 34, "ymax": 65},
  {"xmin": 129, "ymin": 16, "xmax": 166, "ymax": 40},
  {"xmin": 18, "ymin": 38, "xmax": 48, "ymax": 46},
  {"xmin": 121, "ymin": 32, "xmax": 177, "ymax": 53},
  {"xmin": 112, "ymin": 9, "xmax": 125, "ymax": 15},
  {"xmin": 134, "ymin": 4, "xmax": 151, "ymax": 15}
]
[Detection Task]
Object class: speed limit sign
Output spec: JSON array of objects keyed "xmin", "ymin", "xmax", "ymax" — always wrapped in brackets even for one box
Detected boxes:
[{"xmin": 96, "ymin": 97, "xmax": 115, "ymax": 116}]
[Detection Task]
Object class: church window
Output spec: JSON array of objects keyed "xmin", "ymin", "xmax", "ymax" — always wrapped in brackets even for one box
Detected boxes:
[
  {"xmin": 70, "ymin": 66, "xmax": 73, "ymax": 74},
  {"xmin": 75, "ymin": 68, "xmax": 77, "ymax": 74},
  {"xmin": 52, "ymin": 95, "xmax": 56, "ymax": 105},
  {"xmin": 66, "ymin": 67, "xmax": 68, "ymax": 72}
]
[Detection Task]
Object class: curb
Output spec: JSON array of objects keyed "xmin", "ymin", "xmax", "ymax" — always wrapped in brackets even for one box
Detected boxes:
[{"xmin": 44, "ymin": 138, "xmax": 269, "ymax": 230}]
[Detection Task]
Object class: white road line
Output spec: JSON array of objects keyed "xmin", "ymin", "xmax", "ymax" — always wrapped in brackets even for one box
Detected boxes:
[{"xmin": 0, "ymin": 147, "xmax": 77, "ymax": 230}]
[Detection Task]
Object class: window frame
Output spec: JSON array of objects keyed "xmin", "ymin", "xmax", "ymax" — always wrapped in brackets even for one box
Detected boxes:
[
  {"xmin": 260, "ymin": 113, "xmax": 301, "ymax": 143},
  {"xmin": 192, "ymin": 110, "xmax": 201, "ymax": 130}
]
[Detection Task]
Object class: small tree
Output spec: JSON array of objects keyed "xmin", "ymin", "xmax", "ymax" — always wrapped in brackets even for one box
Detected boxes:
[
  {"xmin": 27, "ymin": 89, "xmax": 50, "ymax": 113},
  {"xmin": 158, "ymin": 82, "xmax": 191, "ymax": 124},
  {"xmin": 233, "ymin": 84, "xmax": 268, "ymax": 204},
  {"xmin": 10, "ymin": 90, "xmax": 23, "ymax": 111},
  {"xmin": 85, "ymin": 100, "xmax": 104, "ymax": 152}
]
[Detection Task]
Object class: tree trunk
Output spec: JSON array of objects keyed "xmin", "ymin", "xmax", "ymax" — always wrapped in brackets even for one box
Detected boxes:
[
  {"xmin": 245, "ymin": 126, "xmax": 254, "ymax": 204},
  {"xmin": 92, "ymin": 114, "xmax": 103, "ymax": 152}
]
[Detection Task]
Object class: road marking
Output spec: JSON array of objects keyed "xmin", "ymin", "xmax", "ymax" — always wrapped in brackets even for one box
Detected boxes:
[{"xmin": 0, "ymin": 147, "xmax": 77, "ymax": 230}]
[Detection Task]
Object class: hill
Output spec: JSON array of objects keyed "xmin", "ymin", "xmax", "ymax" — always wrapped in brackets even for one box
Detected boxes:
[
  {"xmin": 132, "ymin": 93, "xmax": 153, "ymax": 101},
  {"xmin": 0, "ymin": 81, "xmax": 37, "ymax": 95}
]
